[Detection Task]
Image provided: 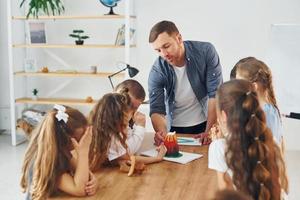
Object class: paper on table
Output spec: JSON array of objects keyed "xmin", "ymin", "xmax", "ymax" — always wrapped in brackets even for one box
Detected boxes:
[
  {"xmin": 177, "ymin": 137, "xmax": 202, "ymax": 146},
  {"xmin": 141, "ymin": 148, "xmax": 203, "ymax": 164}
]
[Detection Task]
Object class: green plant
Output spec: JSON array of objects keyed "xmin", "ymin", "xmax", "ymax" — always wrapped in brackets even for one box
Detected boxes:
[
  {"xmin": 69, "ymin": 30, "xmax": 90, "ymax": 44},
  {"xmin": 20, "ymin": 0, "xmax": 65, "ymax": 18},
  {"xmin": 32, "ymin": 89, "xmax": 38, "ymax": 96}
]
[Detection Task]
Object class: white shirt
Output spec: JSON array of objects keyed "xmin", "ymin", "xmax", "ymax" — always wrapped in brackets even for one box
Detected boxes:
[
  {"xmin": 208, "ymin": 138, "xmax": 229, "ymax": 173},
  {"xmin": 108, "ymin": 125, "xmax": 145, "ymax": 161},
  {"xmin": 172, "ymin": 65, "xmax": 206, "ymax": 127}
]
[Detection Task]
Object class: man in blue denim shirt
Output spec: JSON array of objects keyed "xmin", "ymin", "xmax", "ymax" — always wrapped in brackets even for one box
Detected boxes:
[{"xmin": 148, "ymin": 21, "xmax": 223, "ymax": 145}]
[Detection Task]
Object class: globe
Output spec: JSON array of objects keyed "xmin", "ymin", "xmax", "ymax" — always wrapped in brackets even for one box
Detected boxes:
[{"xmin": 99, "ymin": 0, "xmax": 122, "ymax": 15}]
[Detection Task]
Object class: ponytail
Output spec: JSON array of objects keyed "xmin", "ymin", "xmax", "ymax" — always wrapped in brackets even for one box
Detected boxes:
[
  {"xmin": 21, "ymin": 112, "xmax": 58, "ymax": 200},
  {"xmin": 218, "ymin": 80, "xmax": 281, "ymax": 200},
  {"xmin": 21, "ymin": 106, "xmax": 87, "ymax": 199}
]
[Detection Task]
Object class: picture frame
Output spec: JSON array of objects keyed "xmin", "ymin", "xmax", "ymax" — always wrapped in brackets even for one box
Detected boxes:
[
  {"xmin": 28, "ymin": 22, "xmax": 47, "ymax": 44},
  {"xmin": 24, "ymin": 58, "xmax": 37, "ymax": 72},
  {"xmin": 115, "ymin": 24, "xmax": 135, "ymax": 46}
]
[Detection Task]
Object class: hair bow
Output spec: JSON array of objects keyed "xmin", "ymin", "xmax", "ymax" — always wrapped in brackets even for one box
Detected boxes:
[{"xmin": 54, "ymin": 104, "xmax": 69, "ymax": 123}]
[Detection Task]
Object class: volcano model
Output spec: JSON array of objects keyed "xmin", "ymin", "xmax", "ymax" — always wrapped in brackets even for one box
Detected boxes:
[{"xmin": 164, "ymin": 132, "xmax": 182, "ymax": 158}]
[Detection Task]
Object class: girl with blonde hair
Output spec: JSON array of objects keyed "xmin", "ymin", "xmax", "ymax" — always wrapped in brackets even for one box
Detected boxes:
[{"xmin": 21, "ymin": 105, "xmax": 97, "ymax": 200}]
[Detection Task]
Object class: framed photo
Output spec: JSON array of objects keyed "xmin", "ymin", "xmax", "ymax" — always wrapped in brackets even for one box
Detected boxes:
[
  {"xmin": 115, "ymin": 24, "xmax": 135, "ymax": 46},
  {"xmin": 24, "ymin": 58, "xmax": 37, "ymax": 72},
  {"xmin": 28, "ymin": 22, "xmax": 46, "ymax": 44}
]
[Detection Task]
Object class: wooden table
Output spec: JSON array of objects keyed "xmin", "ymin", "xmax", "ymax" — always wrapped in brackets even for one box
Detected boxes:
[{"xmin": 49, "ymin": 134, "xmax": 218, "ymax": 200}]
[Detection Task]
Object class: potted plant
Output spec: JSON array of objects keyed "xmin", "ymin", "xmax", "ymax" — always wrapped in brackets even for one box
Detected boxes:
[
  {"xmin": 32, "ymin": 89, "xmax": 38, "ymax": 100},
  {"xmin": 20, "ymin": 0, "xmax": 65, "ymax": 18},
  {"xmin": 69, "ymin": 30, "xmax": 90, "ymax": 45}
]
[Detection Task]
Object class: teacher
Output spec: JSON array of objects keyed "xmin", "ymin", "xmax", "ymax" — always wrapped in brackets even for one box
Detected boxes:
[{"xmin": 148, "ymin": 20, "xmax": 223, "ymax": 145}]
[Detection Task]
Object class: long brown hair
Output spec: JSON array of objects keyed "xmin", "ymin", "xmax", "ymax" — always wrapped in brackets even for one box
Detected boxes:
[
  {"xmin": 235, "ymin": 57, "xmax": 280, "ymax": 115},
  {"xmin": 89, "ymin": 90, "xmax": 132, "ymax": 171},
  {"xmin": 217, "ymin": 79, "xmax": 282, "ymax": 200},
  {"xmin": 20, "ymin": 106, "xmax": 87, "ymax": 200}
]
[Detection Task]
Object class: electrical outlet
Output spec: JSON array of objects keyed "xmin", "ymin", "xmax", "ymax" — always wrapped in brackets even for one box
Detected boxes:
[{"xmin": 0, "ymin": 107, "xmax": 11, "ymax": 130}]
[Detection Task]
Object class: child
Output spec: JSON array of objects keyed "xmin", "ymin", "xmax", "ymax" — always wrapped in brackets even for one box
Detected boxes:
[
  {"xmin": 89, "ymin": 91, "xmax": 166, "ymax": 173},
  {"xmin": 234, "ymin": 57, "xmax": 283, "ymax": 146},
  {"xmin": 20, "ymin": 105, "xmax": 97, "ymax": 200},
  {"xmin": 208, "ymin": 79, "xmax": 288, "ymax": 199},
  {"xmin": 114, "ymin": 79, "xmax": 146, "ymax": 154}
]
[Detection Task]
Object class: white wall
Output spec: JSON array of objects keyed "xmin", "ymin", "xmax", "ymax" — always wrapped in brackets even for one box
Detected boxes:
[
  {"xmin": 134, "ymin": 0, "xmax": 300, "ymax": 93},
  {"xmin": 132, "ymin": 1, "xmax": 300, "ymax": 150}
]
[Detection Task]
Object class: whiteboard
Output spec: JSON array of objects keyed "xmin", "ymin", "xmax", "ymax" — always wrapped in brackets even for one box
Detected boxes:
[{"xmin": 266, "ymin": 24, "xmax": 300, "ymax": 114}]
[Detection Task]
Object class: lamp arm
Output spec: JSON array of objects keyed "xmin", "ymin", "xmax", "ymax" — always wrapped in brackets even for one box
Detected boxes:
[
  {"xmin": 109, "ymin": 76, "xmax": 114, "ymax": 89},
  {"xmin": 108, "ymin": 67, "xmax": 127, "ymax": 89},
  {"xmin": 108, "ymin": 67, "xmax": 127, "ymax": 78}
]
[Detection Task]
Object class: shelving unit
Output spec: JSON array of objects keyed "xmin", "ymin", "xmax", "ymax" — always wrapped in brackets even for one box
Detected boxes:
[{"xmin": 7, "ymin": 0, "xmax": 136, "ymax": 145}]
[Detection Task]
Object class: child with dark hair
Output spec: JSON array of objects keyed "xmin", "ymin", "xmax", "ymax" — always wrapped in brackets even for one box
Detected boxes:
[{"xmin": 114, "ymin": 79, "xmax": 146, "ymax": 154}]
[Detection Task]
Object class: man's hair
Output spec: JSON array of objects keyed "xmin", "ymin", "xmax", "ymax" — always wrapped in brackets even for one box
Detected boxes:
[
  {"xmin": 115, "ymin": 79, "xmax": 146, "ymax": 101},
  {"xmin": 148, "ymin": 20, "xmax": 179, "ymax": 43}
]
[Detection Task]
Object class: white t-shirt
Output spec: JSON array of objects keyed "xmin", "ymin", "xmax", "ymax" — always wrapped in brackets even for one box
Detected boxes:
[
  {"xmin": 172, "ymin": 65, "xmax": 206, "ymax": 127},
  {"xmin": 208, "ymin": 138, "xmax": 233, "ymax": 178},
  {"xmin": 108, "ymin": 125, "xmax": 145, "ymax": 161}
]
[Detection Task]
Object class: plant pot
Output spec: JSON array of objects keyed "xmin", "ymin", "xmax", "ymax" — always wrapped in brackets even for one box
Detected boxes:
[{"xmin": 75, "ymin": 40, "xmax": 84, "ymax": 45}]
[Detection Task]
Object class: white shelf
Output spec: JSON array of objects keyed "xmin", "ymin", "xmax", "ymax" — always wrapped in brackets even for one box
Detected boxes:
[
  {"xmin": 12, "ymin": 15, "xmax": 136, "ymax": 20},
  {"xmin": 12, "ymin": 44, "xmax": 136, "ymax": 48},
  {"xmin": 16, "ymin": 97, "xmax": 97, "ymax": 106},
  {"xmin": 14, "ymin": 71, "xmax": 125, "ymax": 77}
]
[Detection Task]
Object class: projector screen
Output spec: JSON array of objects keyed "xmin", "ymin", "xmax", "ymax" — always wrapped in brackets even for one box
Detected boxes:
[{"xmin": 266, "ymin": 24, "xmax": 300, "ymax": 115}]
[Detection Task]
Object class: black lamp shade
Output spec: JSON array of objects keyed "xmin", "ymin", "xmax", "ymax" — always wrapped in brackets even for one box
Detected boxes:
[
  {"xmin": 108, "ymin": 64, "xmax": 139, "ymax": 89},
  {"xmin": 127, "ymin": 65, "xmax": 139, "ymax": 78}
]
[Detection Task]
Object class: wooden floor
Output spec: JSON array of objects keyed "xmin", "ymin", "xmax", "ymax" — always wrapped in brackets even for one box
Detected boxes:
[{"xmin": 49, "ymin": 134, "xmax": 217, "ymax": 200}]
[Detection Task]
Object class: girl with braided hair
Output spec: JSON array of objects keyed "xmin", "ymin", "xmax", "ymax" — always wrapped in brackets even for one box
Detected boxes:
[
  {"xmin": 208, "ymin": 79, "xmax": 288, "ymax": 200},
  {"xmin": 21, "ymin": 105, "xmax": 97, "ymax": 200},
  {"xmin": 234, "ymin": 57, "xmax": 283, "ymax": 147},
  {"xmin": 89, "ymin": 90, "xmax": 166, "ymax": 173}
]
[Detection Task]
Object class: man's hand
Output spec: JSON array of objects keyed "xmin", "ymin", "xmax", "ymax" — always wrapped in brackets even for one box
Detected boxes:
[
  {"xmin": 154, "ymin": 131, "xmax": 166, "ymax": 146},
  {"xmin": 193, "ymin": 132, "xmax": 211, "ymax": 145}
]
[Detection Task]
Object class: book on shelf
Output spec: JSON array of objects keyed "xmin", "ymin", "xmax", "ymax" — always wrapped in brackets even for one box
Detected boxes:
[{"xmin": 115, "ymin": 24, "xmax": 135, "ymax": 46}]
